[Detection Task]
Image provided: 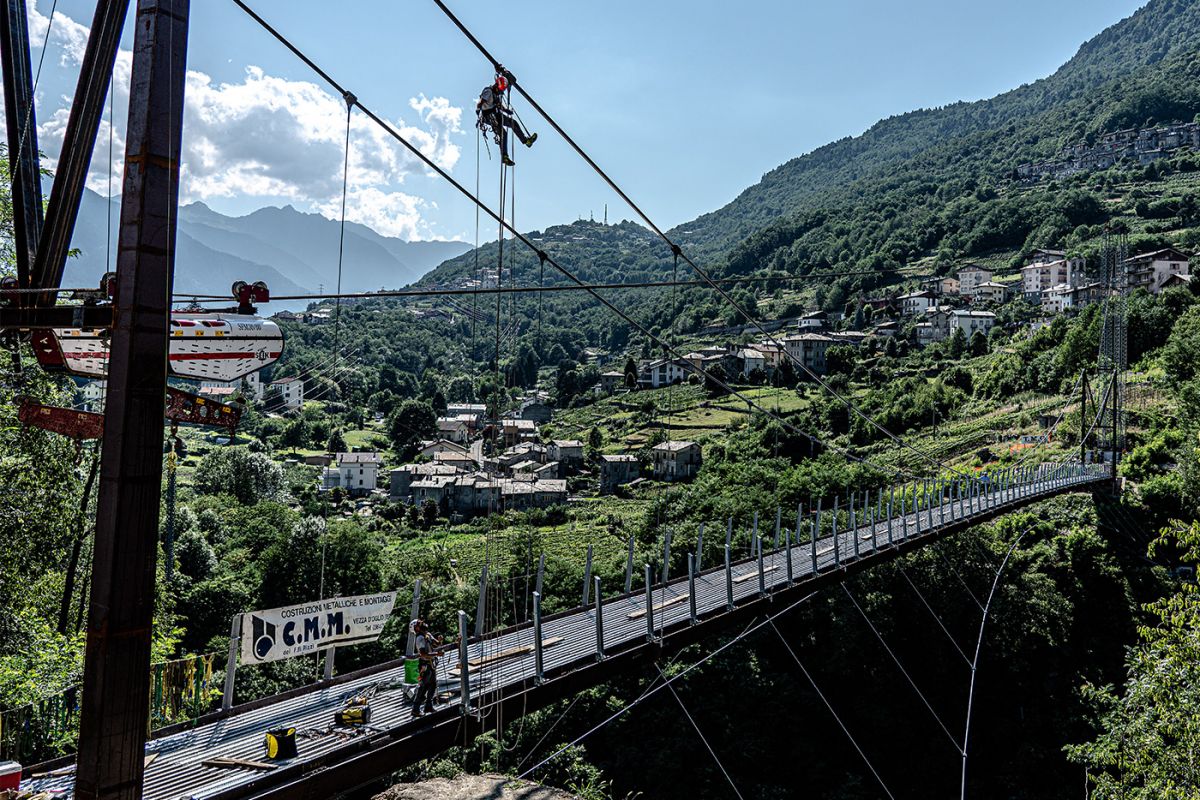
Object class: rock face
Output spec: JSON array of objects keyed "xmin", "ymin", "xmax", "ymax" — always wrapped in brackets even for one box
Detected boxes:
[{"xmin": 372, "ymin": 773, "xmax": 577, "ymax": 800}]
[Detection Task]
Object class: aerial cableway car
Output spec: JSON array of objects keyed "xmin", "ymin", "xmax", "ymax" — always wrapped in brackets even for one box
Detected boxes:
[
  {"xmin": 25, "ymin": 278, "xmax": 283, "ymax": 382},
  {"xmin": 3, "ymin": 277, "xmax": 283, "ymax": 438}
]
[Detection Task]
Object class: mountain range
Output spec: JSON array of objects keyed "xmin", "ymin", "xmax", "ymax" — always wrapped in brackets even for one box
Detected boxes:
[{"xmin": 63, "ymin": 188, "xmax": 471, "ymax": 303}]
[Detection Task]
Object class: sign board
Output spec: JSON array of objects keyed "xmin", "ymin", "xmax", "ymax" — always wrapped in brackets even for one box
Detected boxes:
[{"xmin": 239, "ymin": 592, "xmax": 397, "ymax": 666}]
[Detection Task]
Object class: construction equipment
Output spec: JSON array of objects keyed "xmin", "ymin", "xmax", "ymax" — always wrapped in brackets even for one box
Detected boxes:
[{"xmin": 262, "ymin": 728, "xmax": 297, "ymax": 760}]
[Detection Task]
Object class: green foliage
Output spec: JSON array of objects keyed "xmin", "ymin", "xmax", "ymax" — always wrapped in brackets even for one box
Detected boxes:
[
  {"xmin": 1068, "ymin": 523, "xmax": 1200, "ymax": 799},
  {"xmin": 388, "ymin": 399, "xmax": 437, "ymax": 460},
  {"xmin": 194, "ymin": 447, "xmax": 285, "ymax": 505}
]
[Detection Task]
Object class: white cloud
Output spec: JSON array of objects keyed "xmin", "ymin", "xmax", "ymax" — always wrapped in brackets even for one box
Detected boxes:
[{"xmin": 26, "ymin": 2, "xmax": 464, "ymax": 241}]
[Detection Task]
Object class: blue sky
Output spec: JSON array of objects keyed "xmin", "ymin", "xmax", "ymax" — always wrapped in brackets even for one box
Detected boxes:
[{"xmin": 29, "ymin": 0, "xmax": 1145, "ymax": 243}]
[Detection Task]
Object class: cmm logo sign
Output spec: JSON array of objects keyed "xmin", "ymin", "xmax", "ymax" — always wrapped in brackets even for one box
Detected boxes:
[{"xmin": 238, "ymin": 592, "xmax": 397, "ymax": 665}]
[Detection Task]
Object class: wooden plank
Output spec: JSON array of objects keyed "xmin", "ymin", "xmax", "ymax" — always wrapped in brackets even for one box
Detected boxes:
[
  {"xmin": 627, "ymin": 592, "xmax": 688, "ymax": 619},
  {"xmin": 449, "ymin": 636, "xmax": 563, "ymax": 675},
  {"xmin": 203, "ymin": 756, "xmax": 275, "ymax": 771},
  {"xmin": 144, "ymin": 753, "xmax": 158, "ymax": 768},
  {"xmin": 816, "ymin": 543, "xmax": 835, "ymax": 556},
  {"xmin": 733, "ymin": 565, "xmax": 778, "ymax": 584}
]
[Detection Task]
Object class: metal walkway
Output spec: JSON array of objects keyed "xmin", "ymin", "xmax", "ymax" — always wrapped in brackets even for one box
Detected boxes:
[{"xmin": 26, "ymin": 464, "xmax": 1108, "ymax": 800}]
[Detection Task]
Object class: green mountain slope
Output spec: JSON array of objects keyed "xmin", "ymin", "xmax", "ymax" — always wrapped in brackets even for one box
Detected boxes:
[{"xmin": 679, "ymin": 0, "xmax": 1200, "ymax": 255}]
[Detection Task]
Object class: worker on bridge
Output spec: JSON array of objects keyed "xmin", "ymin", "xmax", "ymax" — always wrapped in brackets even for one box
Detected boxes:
[
  {"xmin": 410, "ymin": 618, "xmax": 443, "ymax": 717},
  {"xmin": 477, "ymin": 71, "xmax": 537, "ymax": 167}
]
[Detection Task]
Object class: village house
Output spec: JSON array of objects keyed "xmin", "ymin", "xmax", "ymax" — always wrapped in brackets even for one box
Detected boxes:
[
  {"xmin": 498, "ymin": 477, "xmax": 568, "ymax": 511},
  {"xmin": 445, "ymin": 403, "xmax": 488, "ymax": 425},
  {"xmin": 599, "ymin": 454, "xmax": 639, "ymax": 494},
  {"xmin": 639, "ymin": 358, "xmax": 689, "ymax": 388},
  {"xmin": 600, "ymin": 370, "xmax": 626, "ymax": 395},
  {"xmin": 749, "ymin": 343, "xmax": 785, "ymax": 372},
  {"xmin": 957, "ymin": 265, "xmax": 993, "ymax": 298},
  {"xmin": 199, "ymin": 371, "xmax": 264, "ymax": 403},
  {"xmin": 389, "ymin": 463, "xmax": 463, "ymax": 501},
  {"xmin": 1125, "ymin": 247, "xmax": 1192, "ymax": 294},
  {"xmin": 501, "ymin": 419, "xmax": 539, "ymax": 447},
  {"xmin": 436, "ymin": 416, "xmax": 470, "ymax": 444},
  {"xmin": 269, "ymin": 376, "xmax": 304, "ymax": 410},
  {"xmin": 797, "ymin": 310, "xmax": 828, "ymax": 330},
  {"xmin": 321, "ymin": 452, "xmax": 382, "ymax": 497},
  {"xmin": 972, "ymin": 281, "xmax": 1009, "ymax": 304},
  {"xmin": 519, "ymin": 399, "xmax": 552, "ymax": 423},
  {"xmin": 899, "ymin": 290, "xmax": 936, "ymax": 316},
  {"xmin": 432, "ymin": 450, "xmax": 478, "ymax": 471},
  {"xmin": 922, "ymin": 276, "xmax": 961, "ymax": 296},
  {"xmin": 80, "ymin": 379, "xmax": 107, "ymax": 411},
  {"xmin": 781, "ymin": 332, "xmax": 836, "ymax": 375},
  {"xmin": 651, "ymin": 440, "xmax": 703, "ymax": 482},
  {"xmin": 548, "ymin": 440, "xmax": 585, "ymax": 471},
  {"xmin": 417, "ymin": 439, "xmax": 469, "ymax": 459},
  {"xmin": 737, "ymin": 348, "xmax": 767, "ymax": 377},
  {"xmin": 948, "ymin": 309, "xmax": 996, "ymax": 338}
]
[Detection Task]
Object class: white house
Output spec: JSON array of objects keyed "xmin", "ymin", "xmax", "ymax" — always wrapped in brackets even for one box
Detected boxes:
[
  {"xmin": 436, "ymin": 416, "xmax": 470, "ymax": 444},
  {"xmin": 957, "ymin": 265, "xmax": 993, "ymax": 297},
  {"xmin": 446, "ymin": 403, "xmax": 488, "ymax": 425},
  {"xmin": 269, "ymin": 376, "xmax": 304, "ymax": 410},
  {"xmin": 639, "ymin": 358, "xmax": 689, "ymax": 388},
  {"xmin": 80, "ymin": 379, "xmax": 107, "ymax": 411},
  {"xmin": 737, "ymin": 348, "xmax": 767, "ymax": 377},
  {"xmin": 899, "ymin": 290, "xmax": 936, "ymax": 316},
  {"xmin": 322, "ymin": 452, "xmax": 382, "ymax": 497},
  {"xmin": 948, "ymin": 309, "xmax": 996, "ymax": 338},
  {"xmin": 973, "ymin": 281, "xmax": 1009, "ymax": 304},
  {"xmin": 1125, "ymin": 247, "xmax": 1191, "ymax": 294}
]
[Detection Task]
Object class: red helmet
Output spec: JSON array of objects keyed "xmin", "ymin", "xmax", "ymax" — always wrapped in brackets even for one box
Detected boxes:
[{"xmin": 494, "ymin": 75, "xmax": 508, "ymax": 92}]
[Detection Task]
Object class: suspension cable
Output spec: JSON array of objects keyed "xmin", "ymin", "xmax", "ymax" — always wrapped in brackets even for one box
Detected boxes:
[
  {"xmin": 656, "ymin": 664, "xmax": 745, "ymax": 800},
  {"xmin": 841, "ymin": 583, "xmax": 964, "ymax": 754},
  {"xmin": 331, "ymin": 97, "xmax": 354, "ymax": 376},
  {"xmin": 768, "ymin": 620, "xmax": 897, "ymax": 800}
]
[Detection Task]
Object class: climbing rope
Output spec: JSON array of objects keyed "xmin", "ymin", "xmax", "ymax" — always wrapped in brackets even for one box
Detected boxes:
[{"xmin": 331, "ymin": 94, "xmax": 355, "ymax": 384}]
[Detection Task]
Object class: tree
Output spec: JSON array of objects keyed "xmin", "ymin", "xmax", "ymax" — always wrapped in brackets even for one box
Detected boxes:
[
  {"xmin": 194, "ymin": 448, "xmax": 285, "ymax": 505},
  {"xmin": 388, "ymin": 399, "xmax": 437, "ymax": 460},
  {"xmin": 326, "ymin": 428, "xmax": 348, "ymax": 453},
  {"xmin": 704, "ymin": 363, "xmax": 728, "ymax": 396},
  {"xmin": 587, "ymin": 426, "xmax": 603, "ymax": 451},
  {"xmin": 969, "ymin": 329, "xmax": 989, "ymax": 357},
  {"xmin": 281, "ymin": 417, "xmax": 309, "ymax": 453},
  {"xmin": 1068, "ymin": 523, "xmax": 1200, "ymax": 798},
  {"xmin": 623, "ymin": 357, "xmax": 639, "ymax": 389},
  {"xmin": 824, "ymin": 344, "xmax": 856, "ymax": 377},
  {"xmin": 947, "ymin": 327, "xmax": 968, "ymax": 358}
]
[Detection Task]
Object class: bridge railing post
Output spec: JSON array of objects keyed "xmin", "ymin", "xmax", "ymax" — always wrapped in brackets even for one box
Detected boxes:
[
  {"xmin": 533, "ymin": 591, "xmax": 545, "ymax": 683},
  {"xmin": 536, "ymin": 552, "xmax": 546, "ymax": 598},
  {"xmin": 757, "ymin": 536, "xmax": 767, "ymax": 597},
  {"xmin": 458, "ymin": 611, "xmax": 471, "ymax": 714},
  {"xmin": 222, "ymin": 613, "xmax": 240, "ymax": 712},
  {"xmin": 784, "ymin": 525, "xmax": 793, "ymax": 585},
  {"xmin": 926, "ymin": 481, "xmax": 934, "ymax": 530},
  {"xmin": 594, "ymin": 576, "xmax": 604, "ymax": 661},
  {"xmin": 725, "ymin": 544, "xmax": 734, "ymax": 610},
  {"xmin": 812, "ymin": 500, "xmax": 821, "ymax": 571},
  {"xmin": 695, "ymin": 523, "xmax": 705, "ymax": 571},
  {"xmin": 774, "ymin": 506, "xmax": 782, "ymax": 549},
  {"xmin": 851, "ymin": 495, "xmax": 859, "ymax": 559},
  {"xmin": 662, "ymin": 529, "xmax": 673, "ymax": 584},
  {"xmin": 644, "ymin": 564, "xmax": 655, "ymax": 641},
  {"xmin": 688, "ymin": 553, "xmax": 698, "ymax": 623},
  {"xmin": 833, "ymin": 496, "xmax": 841, "ymax": 567},
  {"xmin": 887, "ymin": 490, "xmax": 894, "ymax": 546}
]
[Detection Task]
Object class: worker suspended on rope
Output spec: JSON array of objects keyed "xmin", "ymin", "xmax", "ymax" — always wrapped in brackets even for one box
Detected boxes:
[{"xmin": 477, "ymin": 70, "xmax": 536, "ymax": 167}]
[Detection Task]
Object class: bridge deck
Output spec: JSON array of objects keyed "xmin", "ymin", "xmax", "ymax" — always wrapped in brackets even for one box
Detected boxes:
[{"xmin": 25, "ymin": 466, "xmax": 1107, "ymax": 799}]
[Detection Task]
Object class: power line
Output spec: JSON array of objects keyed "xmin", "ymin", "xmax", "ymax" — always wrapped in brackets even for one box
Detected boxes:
[
  {"xmin": 656, "ymin": 664, "xmax": 745, "ymax": 800},
  {"xmin": 167, "ymin": 271, "xmax": 935, "ymax": 304}
]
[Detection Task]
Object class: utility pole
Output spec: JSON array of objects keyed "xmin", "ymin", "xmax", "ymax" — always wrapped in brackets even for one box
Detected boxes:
[{"xmin": 75, "ymin": 2, "xmax": 190, "ymax": 799}]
